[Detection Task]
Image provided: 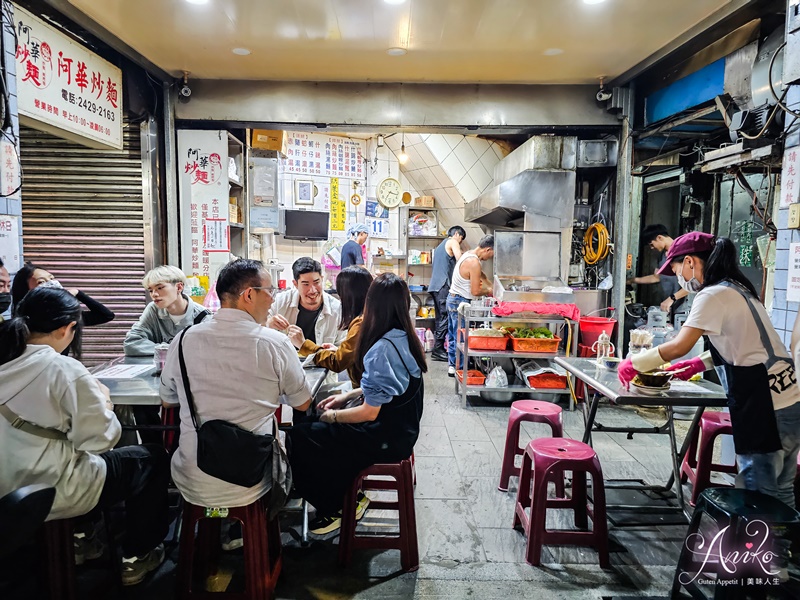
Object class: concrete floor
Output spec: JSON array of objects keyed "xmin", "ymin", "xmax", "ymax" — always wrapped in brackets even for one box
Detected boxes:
[{"xmin": 1, "ymin": 361, "xmax": 747, "ymax": 599}]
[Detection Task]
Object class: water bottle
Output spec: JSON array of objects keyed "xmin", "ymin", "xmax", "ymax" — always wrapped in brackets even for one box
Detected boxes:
[{"xmin": 425, "ymin": 329, "xmax": 435, "ymax": 352}]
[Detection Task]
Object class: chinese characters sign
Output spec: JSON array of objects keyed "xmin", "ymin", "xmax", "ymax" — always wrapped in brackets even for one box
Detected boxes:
[
  {"xmin": 284, "ymin": 131, "xmax": 365, "ymax": 179},
  {"xmin": 788, "ymin": 243, "xmax": 800, "ymax": 302},
  {"xmin": 177, "ymin": 130, "xmax": 229, "ymax": 275},
  {"xmin": 781, "ymin": 146, "xmax": 800, "ymax": 208},
  {"xmin": 330, "ymin": 177, "xmax": 346, "ymax": 231},
  {"xmin": 0, "ymin": 140, "xmax": 20, "ymax": 197},
  {"xmin": 0, "ymin": 216, "xmax": 20, "ymax": 273},
  {"xmin": 14, "ymin": 6, "xmax": 123, "ymax": 150}
]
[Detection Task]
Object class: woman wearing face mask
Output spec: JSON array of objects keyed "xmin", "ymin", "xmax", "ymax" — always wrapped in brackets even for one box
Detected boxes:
[
  {"xmin": 618, "ymin": 232, "xmax": 800, "ymax": 507},
  {"xmin": 0, "ymin": 288, "xmax": 169, "ymax": 586},
  {"xmin": 0, "ymin": 257, "xmax": 11, "ymax": 320},
  {"xmin": 11, "ymin": 263, "xmax": 114, "ymax": 353}
]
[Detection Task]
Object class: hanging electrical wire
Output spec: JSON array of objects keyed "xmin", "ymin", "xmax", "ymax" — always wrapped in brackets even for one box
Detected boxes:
[
  {"xmin": 583, "ymin": 222, "xmax": 610, "ymax": 265},
  {"xmin": 769, "ymin": 41, "xmax": 800, "ymax": 119},
  {"xmin": 734, "ymin": 168, "xmax": 777, "ymax": 238}
]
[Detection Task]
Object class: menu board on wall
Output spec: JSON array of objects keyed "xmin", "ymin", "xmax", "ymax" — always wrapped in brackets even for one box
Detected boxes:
[
  {"xmin": 14, "ymin": 6, "xmax": 123, "ymax": 150},
  {"xmin": 284, "ymin": 132, "xmax": 365, "ymax": 179},
  {"xmin": 177, "ymin": 130, "xmax": 229, "ymax": 275}
]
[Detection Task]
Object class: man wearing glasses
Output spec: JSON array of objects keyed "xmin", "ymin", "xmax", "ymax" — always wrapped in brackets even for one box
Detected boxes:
[
  {"xmin": 161, "ymin": 258, "xmax": 312, "ymax": 511},
  {"xmin": 267, "ymin": 257, "xmax": 346, "ymax": 348}
]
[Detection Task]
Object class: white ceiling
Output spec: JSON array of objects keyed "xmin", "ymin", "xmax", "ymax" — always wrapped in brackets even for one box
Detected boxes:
[{"xmin": 67, "ymin": 0, "xmax": 733, "ymax": 83}]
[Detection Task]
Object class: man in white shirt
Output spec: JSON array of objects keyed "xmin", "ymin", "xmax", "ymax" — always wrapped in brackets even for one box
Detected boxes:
[
  {"xmin": 161, "ymin": 258, "xmax": 312, "ymax": 508},
  {"xmin": 268, "ymin": 257, "xmax": 345, "ymax": 347}
]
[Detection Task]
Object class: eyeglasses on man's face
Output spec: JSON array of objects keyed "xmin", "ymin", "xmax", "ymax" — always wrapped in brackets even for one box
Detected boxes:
[{"xmin": 240, "ymin": 286, "xmax": 278, "ymax": 298}]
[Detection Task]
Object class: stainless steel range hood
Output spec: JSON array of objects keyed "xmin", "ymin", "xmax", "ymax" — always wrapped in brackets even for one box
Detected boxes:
[{"xmin": 463, "ymin": 169, "xmax": 576, "ymax": 229}]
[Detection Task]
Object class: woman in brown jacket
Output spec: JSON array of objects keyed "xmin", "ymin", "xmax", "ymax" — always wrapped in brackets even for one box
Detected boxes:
[{"xmin": 288, "ymin": 266, "xmax": 372, "ymax": 387}]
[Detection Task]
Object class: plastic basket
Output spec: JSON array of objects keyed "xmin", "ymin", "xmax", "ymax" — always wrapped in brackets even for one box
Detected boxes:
[
  {"xmin": 526, "ymin": 373, "xmax": 567, "ymax": 389},
  {"xmin": 579, "ymin": 317, "xmax": 617, "ymax": 347},
  {"xmin": 456, "ymin": 370, "xmax": 486, "ymax": 386},
  {"xmin": 467, "ymin": 332, "xmax": 509, "ymax": 351},
  {"xmin": 510, "ymin": 335, "xmax": 561, "ymax": 353}
]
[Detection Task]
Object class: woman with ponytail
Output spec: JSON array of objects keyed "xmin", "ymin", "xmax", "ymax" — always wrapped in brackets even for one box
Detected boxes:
[
  {"xmin": 618, "ymin": 232, "xmax": 800, "ymax": 507},
  {"xmin": 0, "ymin": 287, "xmax": 169, "ymax": 586}
]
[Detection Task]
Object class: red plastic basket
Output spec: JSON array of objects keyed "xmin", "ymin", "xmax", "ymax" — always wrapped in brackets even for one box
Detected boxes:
[
  {"xmin": 510, "ymin": 335, "xmax": 561, "ymax": 353},
  {"xmin": 526, "ymin": 373, "xmax": 567, "ymax": 389},
  {"xmin": 466, "ymin": 331, "xmax": 509, "ymax": 351},
  {"xmin": 456, "ymin": 370, "xmax": 486, "ymax": 385}
]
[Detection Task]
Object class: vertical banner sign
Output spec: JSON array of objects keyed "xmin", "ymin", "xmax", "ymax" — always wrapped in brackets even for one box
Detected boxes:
[
  {"xmin": 14, "ymin": 6, "xmax": 123, "ymax": 150},
  {"xmin": 781, "ymin": 147, "xmax": 800, "ymax": 208},
  {"xmin": 0, "ymin": 215, "xmax": 21, "ymax": 272},
  {"xmin": 788, "ymin": 243, "xmax": 800, "ymax": 302},
  {"xmin": 177, "ymin": 130, "xmax": 229, "ymax": 276},
  {"xmin": 0, "ymin": 139, "xmax": 20, "ymax": 196},
  {"xmin": 330, "ymin": 177, "xmax": 346, "ymax": 231}
]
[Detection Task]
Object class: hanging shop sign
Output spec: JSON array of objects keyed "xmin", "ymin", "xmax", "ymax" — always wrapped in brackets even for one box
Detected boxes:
[
  {"xmin": 177, "ymin": 130, "xmax": 229, "ymax": 276},
  {"xmin": 788, "ymin": 243, "xmax": 800, "ymax": 303},
  {"xmin": 0, "ymin": 215, "xmax": 21, "ymax": 273},
  {"xmin": 14, "ymin": 6, "xmax": 123, "ymax": 150},
  {"xmin": 0, "ymin": 139, "xmax": 20, "ymax": 197},
  {"xmin": 781, "ymin": 146, "xmax": 800, "ymax": 208},
  {"xmin": 284, "ymin": 131, "xmax": 365, "ymax": 179}
]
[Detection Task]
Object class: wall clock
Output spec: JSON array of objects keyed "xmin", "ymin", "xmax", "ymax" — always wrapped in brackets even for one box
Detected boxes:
[{"xmin": 377, "ymin": 177, "xmax": 402, "ymax": 209}]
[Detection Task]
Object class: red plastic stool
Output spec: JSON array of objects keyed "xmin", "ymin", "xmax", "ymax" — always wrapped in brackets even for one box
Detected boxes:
[
  {"xmin": 513, "ymin": 438, "xmax": 609, "ymax": 567},
  {"xmin": 498, "ymin": 400, "xmax": 564, "ymax": 492},
  {"xmin": 680, "ymin": 411, "xmax": 736, "ymax": 506},
  {"xmin": 339, "ymin": 457, "xmax": 419, "ymax": 572},
  {"xmin": 177, "ymin": 496, "xmax": 282, "ymax": 599}
]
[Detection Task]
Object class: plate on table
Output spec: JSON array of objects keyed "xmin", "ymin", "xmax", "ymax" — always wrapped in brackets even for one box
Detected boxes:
[{"xmin": 631, "ymin": 380, "xmax": 670, "ymax": 396}]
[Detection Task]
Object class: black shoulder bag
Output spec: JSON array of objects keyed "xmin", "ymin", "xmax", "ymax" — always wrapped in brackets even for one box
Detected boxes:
[{"xmin": 177, "ymin": 327, "xmax": 274, "ymax": 488}]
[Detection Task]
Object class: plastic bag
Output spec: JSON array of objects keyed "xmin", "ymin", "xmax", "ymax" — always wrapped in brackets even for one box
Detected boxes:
[
  {"xmin": 203, "ymin": 283, "xmax": 221, "ymax": 313},
  {"xmin": 598, "ymin": 274, "xmax": 614, "ymax": 290},
  {"xmin": 486, "ymin": 366, "xmax": 508, "ymax": 388}
]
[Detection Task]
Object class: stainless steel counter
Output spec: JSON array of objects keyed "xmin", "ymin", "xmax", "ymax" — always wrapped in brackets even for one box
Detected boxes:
[{"xmin": 92, "ymin": 355, "xmax": 328, "ymax": 406}]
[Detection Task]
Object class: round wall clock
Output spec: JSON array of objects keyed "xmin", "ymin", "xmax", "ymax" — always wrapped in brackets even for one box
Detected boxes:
[{"xmin": 377, "ymin": 177, "xmax": 402, "ymax": 209}]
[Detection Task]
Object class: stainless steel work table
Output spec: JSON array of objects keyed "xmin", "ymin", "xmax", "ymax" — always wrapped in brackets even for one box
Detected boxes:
[{"xmin": 554, "ymin": 357, "xmax": 728, "ymax": 522}]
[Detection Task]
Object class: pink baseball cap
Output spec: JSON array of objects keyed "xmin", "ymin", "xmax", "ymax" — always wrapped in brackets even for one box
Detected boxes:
[{"xmin": 656, "ymin": 231, "xmax": 716, "ymax": 276}]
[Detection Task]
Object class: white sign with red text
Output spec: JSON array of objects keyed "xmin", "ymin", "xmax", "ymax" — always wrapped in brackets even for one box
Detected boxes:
[
  {"xmin": 0, "ymin": 215, "xmax": 21, "ymax": 273},
  {"xmin": 14, "ymin": 6, "xmax": 123, "ymax": 150},
  {"xmin": 177, "ymin": 130, "xmax": 229, "ymax": 276},
  {"xmin": 788, "ymin": 243, "xmax": 800, "ymax": 302},
  {"xmin": 781, "ymin": 147, "xmax": 800, "ymax": 208}
]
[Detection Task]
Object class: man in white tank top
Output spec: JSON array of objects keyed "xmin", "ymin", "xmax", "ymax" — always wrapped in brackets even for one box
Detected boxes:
[{"xmin": 446, "ymin": 235, "xmax": 495, "ymax": 375}]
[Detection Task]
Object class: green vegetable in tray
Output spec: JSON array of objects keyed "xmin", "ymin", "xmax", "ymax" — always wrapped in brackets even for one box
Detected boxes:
[{"xmin": 512, "ymin": 327, "xmax": 555, "ymax": 339}]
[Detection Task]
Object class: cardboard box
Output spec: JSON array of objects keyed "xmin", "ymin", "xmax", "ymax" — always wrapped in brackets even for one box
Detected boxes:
[
  {"xmin": 413, "ymin": 195, "xmax": 435, "ymax": 208},
  {"xmin": 252, "ymin": 129, "xmax": 287, "ymax": 154}
]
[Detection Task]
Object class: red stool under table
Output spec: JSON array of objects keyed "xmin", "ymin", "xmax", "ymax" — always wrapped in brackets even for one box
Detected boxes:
[
  {"xmin": 177, "ymin": 496, "xmax": 282, "ymax": 599},
  {"xmin": 680, "ymin": 411, "xmax": 736, "ymax": 506},
  {"xmin": 498, "ymin": 400, "xmax": 563, "ymax": 492},
  {"xmin": 513, "ymin": 438, "xmax": 609, "ymax": 568},
  {"xmin": 339, "ymin": 457, "xmax": 419, "ymax": 572}
]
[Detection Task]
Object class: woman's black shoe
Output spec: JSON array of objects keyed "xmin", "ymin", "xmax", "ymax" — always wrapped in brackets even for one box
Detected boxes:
[{"xmin": 431, "ymin": 350, "xmax": 448, "ymax": 362}]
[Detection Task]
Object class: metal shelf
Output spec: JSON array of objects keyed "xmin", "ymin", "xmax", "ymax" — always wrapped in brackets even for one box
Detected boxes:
[
  {"xmin": 457, "ymin": 344, "xmax": 564, "ymax": 360},
  {"xmin": 229, "ymin": 223, "xmax": 244, "ymax": 229},
  {"xmin": 456, "ymin": 380, "xmax": 566, "ymax": 394}
]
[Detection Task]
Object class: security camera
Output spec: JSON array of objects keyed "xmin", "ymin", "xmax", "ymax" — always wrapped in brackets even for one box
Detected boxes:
[
  {"xmin": 596, "ymin": 89, "xmax": 612, "ymax": 102},
  {"xmin": 178, "ymin": 72, "xmax": 191, "ymax": 102}
]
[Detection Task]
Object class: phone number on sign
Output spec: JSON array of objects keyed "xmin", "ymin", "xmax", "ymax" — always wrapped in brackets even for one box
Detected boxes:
[{"xmin": 60, "ymin": 89, "xmax": 116, "ymax": 122}]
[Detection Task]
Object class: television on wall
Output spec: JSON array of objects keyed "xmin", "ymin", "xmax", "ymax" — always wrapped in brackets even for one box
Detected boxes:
[{"xmin": 283, "ymin": 209, "xmax": 329, "ymax": 241}]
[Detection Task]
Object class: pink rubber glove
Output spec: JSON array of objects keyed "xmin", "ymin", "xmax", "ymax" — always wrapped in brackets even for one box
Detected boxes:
[
  {"xmin": 618, "ymin": 358, "xmax": 637, "ymax": 390},
  {"xmin": 666, "ymin": 357, "xmax": 706, "ymax": 381}
]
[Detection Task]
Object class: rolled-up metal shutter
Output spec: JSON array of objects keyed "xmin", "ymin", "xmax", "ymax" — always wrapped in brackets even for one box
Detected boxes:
[{"xmin": 20, "ymin": 121, "xmax": 148, "ymax": 366}]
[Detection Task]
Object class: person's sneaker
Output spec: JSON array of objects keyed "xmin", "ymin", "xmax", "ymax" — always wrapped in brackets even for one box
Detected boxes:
[
  {"xmin": 355, "ymin": 491, "xmax": 370, "ymax": 520},
  {"xmin": 448, "ymin": 366, "xmax": 456, "ymax": 377},
  {"xmin": 431, "ymin": 350, "xmax": 448, "ymax": 362},
  {"xmin": 309, "ymin": 514, "xmax": 342, "ymax": 535},
  {"xmin": 74, "ymin": 532, "xmax": 104, "ymax": 566},
  {"xmin": 121, "ymin": 544, "xmax": 165, "ymax": 586}
]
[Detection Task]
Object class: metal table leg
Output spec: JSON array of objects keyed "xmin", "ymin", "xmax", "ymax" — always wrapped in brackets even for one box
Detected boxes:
[{"xmin": 301, "ymin": 500, "xmax": 309, "ymax": 546}]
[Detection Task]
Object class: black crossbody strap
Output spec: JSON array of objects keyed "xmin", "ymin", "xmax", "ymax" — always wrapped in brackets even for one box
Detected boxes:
[{"xmin": 177, "ymin": 326, "xmax": 200, "ymax": 431}]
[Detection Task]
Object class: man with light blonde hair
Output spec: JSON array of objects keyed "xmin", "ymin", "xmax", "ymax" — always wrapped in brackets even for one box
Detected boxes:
[{"xmin": 124, "ymin": 266, "xmax": 209, "ymax": 356}]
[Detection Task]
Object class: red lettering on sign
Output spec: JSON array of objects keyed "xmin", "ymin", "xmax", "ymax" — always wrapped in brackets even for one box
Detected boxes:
[
  {"xmin": 22, "ymin": 60, "xmax": 40, "ymax": 85},
  {"xmin": 58, "ymin": 52, "xmax": 72, "ymax": 84},
  {"xmin": 106, "ymin": 78, "xmax": 118, "ymax": 108},
  {"xmin": 91, "ymin": 71, "xmax": 104, "ymax": 99},
  {"xmin": 75, "ymin": 61, "xmax": 88, "ymax": 92}
]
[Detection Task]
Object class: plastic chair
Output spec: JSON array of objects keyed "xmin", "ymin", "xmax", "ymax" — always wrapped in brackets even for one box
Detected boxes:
[
  {"xmin": 0, "ymin": 484, "xmax": 55, "ymax": 558},
  {"xmin": 680, "ymin": 411, "xmax": 736, "ymax": 506}
]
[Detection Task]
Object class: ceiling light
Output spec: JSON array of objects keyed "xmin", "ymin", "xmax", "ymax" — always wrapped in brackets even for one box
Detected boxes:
[
  {"xmin": 386, "ymin": 47, "xmax": 407, "ymax": 57},
  {"xmin": 384, "ymin": 0, "xmax": 407, "ymax": 4},
  {"xmin": 376, "ymin": 134, "xmax": 385, "ymax": 147},
  {"xmin": 185, "ymin": 0, "xmax": 210, "ymax": 4},
  {"xmin": 232, "ymin": 48, "xmax": 251, "ymax": 56},
  {"xmin": 398, "ymin": 133, "xmax": 409, "ymax": 164},
  {"xmin": 582, "ymin": 0, "xmax": 607, "ymax": 4},
  {"xmin": 543, "ymin": 48, "xmax": 564, "ymax": 56}
]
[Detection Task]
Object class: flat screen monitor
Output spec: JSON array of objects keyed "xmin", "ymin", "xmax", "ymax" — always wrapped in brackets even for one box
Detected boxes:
[{"xmin": 283, "ymin": 209, "xmax": 329, "ymax": 241}]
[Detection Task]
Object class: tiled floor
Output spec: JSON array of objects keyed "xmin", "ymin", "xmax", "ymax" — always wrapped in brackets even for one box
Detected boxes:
[{"xmin": 5, "ymin": 361, "xmax": 718, "ymax": 599}]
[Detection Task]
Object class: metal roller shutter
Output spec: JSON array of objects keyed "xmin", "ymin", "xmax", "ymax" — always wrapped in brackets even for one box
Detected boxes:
[{"xmin": 20, "ymin": 122, "xmax": 148, "ymax": 366}]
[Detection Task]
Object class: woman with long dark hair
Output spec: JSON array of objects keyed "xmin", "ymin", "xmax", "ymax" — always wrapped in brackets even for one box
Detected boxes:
[
  {"xmin": 619, "ymin": 232, "xmax": 800, "ymax": 507},
  {"xmin": 0, "ymin": 287, "xmax": 169, "ymax": 585},
  {"xmin": 12, "ymin": 263, "xmax": 114, "ymax": 355},
  {"xmin": 287, "ymin": 273, "xmax": 427, "ymax": 534},
  {"xmin": 288, "ymin": 266, "xmax": 373, "ymax": 386}
]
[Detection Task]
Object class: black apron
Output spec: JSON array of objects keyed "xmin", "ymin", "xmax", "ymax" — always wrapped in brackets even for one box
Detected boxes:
[
  {"xmin": 287, "ymin": 339, "xmax": 424, "ymax": 515},
  {"xmin": 706, "ymin": 281, "xmax": 787, "ymax": 455}
]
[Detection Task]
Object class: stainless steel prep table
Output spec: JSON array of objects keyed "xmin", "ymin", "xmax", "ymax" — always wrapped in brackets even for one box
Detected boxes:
[{"xmin": 554, "ymin": 356, "xmax": 728, "ymax": 521}]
